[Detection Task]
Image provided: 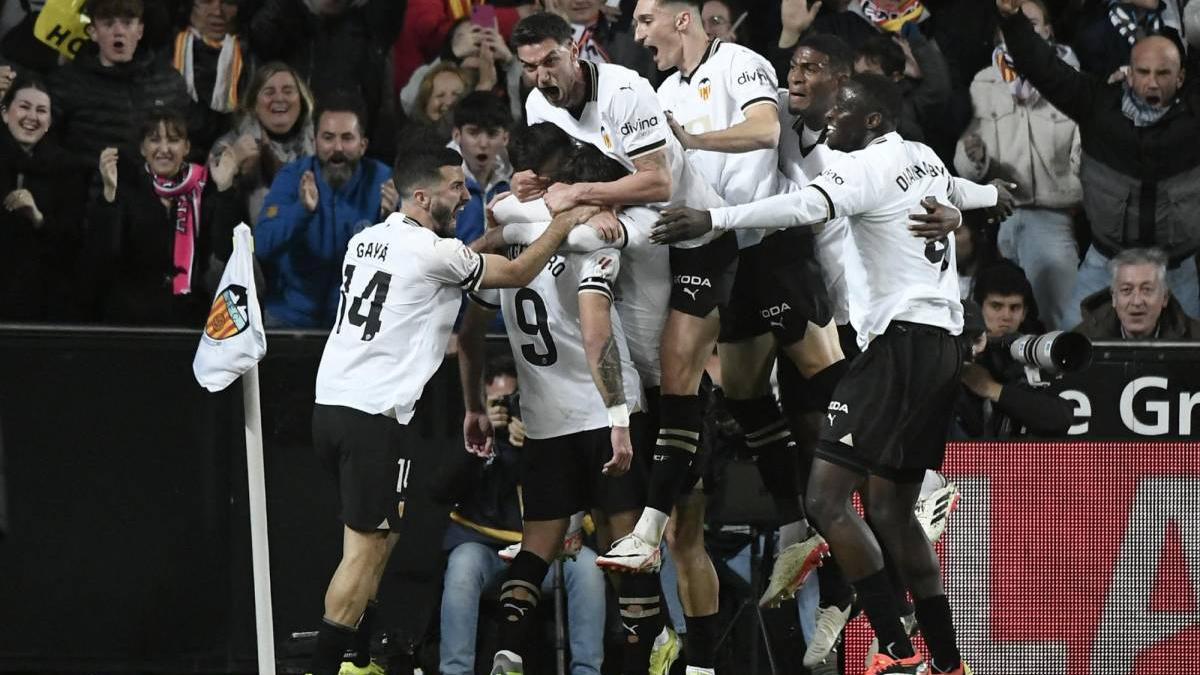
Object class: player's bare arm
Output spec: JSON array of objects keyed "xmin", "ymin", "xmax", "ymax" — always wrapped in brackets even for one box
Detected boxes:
[
  {"xmin": 543, "ymin": 149, "xmax": 671, "ymax": 214},
  {"xmin": 480, "ymin": 204, "xmax": 601, "ymax": 287},
  {"xmin": 457, "ymin": 301, "xmax": 498, "ymax": 456},
  {"xmin": 471, "ymin": 225, "xmax": 508, "ymax": 253},
  {"xmin": 579, "ymin": 291, "xmax": 633, "ymax": 476},
  {"xmin": 666, "ymin": 102, "xmax": 781, "ymax": 153}
]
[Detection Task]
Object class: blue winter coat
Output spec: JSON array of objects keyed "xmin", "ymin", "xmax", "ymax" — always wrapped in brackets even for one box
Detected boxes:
[{"xmin": 255, "ymin": 155, "xmax": 390, "ymax": 328}]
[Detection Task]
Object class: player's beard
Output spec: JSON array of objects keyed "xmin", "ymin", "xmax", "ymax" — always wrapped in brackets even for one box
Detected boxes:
[{"xmin": 431, "ymin": 200, "xmax": 456, "ymax": 237}]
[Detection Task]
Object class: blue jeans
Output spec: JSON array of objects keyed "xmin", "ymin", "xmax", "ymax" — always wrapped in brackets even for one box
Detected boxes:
[
  {"xmin": 438, "ymin": 542, "xmax": 606, "ymax": 675},
  {"xmin": 997, "ymin": 207, "xmax": 1080, "ymax": 331},
  {"xmin": 1072, "ymin": 245, "xmax": 1200, "ymax": 324}
]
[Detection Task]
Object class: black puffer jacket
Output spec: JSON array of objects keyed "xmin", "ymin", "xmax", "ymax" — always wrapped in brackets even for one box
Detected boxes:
[
  {"xmin": 48, "ymin": 44, "xmax": 191, "ymax": 163},
  {"xmin": 0, "ymin": 127, "xmax": 91, "ymax": 321},
  {"xmin": 1001, "ymin": 9, "xmax": 1200, "ymax": 263}
]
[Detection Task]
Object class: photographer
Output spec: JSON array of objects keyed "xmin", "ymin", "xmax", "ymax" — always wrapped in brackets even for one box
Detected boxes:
[
  {"xmin": 433, "ymin": 356, "xmax": 606, "ymax": 675},
  {"xmin": 956, "ymin": 262, "xmax": 1075, "ymax": 439}
]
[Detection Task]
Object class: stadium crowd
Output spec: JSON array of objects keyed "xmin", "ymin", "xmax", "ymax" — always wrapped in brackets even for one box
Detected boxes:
[
  {"xmin": 0, "ymin": 0, "xmax": 1196, "ymax": 335},
  {"xmin": 2, "ymin": 1, "xmax": 1198, "ymax": 675}
]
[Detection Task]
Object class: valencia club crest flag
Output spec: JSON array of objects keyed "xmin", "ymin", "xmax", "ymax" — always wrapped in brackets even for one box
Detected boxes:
[{"xmin": 193, "ymin": 224, "xmax": 267, "ymax": 392}]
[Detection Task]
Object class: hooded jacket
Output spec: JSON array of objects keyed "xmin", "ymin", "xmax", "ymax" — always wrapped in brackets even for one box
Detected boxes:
[
  {"xmin": 1073, "ymin": 287, "xmax": 1200, "ymax": 340},
  {"xmin": 48, "ymin": 43, "xmax": 191, "ymax": 163}
]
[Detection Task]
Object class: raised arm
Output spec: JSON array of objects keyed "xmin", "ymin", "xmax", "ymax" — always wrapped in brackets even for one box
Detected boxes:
[{"xmin": 997, "ymin": 0, "xmax": 1100, "ymax": 121}]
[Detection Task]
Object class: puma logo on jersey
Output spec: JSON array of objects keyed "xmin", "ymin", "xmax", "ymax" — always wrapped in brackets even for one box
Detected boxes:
[
  {"xmin": 355, "ymin": 241, "xmax": 388, "ymax": 262},
  {"xmin": 683, "ymin": 288, "xmax": 699, "ymax": 301},
  {"xmin": 769, "ymin": 319, "xmax": 785, "ymax": 329},
  {"xmin": 894, "ymin": 161, "xmax": 948, "ymax": 191},
  {"xmin": 760, "ymin": 302, "xmax": 791, "ymax": 319},
  {"xmin": 621, "ymin": 116, "xmax": 659, "ymax": 135}
]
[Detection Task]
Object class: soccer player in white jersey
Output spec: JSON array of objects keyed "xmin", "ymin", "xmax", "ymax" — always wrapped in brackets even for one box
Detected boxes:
[
  {"xmin": 306, "ymin": 148, "xmax": 600, "ymax": 675},
  {"xmin": 776, "ymin": 35, "xmax": 998, "ymax": 669},
  {"xmin": 459, "ymin": 138, "xmax": 670, "ymax": 675},
  {"xmin": 654, "ymin": 75, "xmax": 975, "ymax": 675},
  {"xmin": 509, "ymin": 17, "xmax": 748, "ymax": 598},
  {"xmin": 627, "ymin": 0, "xmax": 846, "ymax": 630}
]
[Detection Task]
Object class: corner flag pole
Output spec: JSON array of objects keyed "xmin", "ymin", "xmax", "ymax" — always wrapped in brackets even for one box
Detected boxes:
[{"xmin": 243, "ymin": 363, "xmax": 277, "ymax": 674}]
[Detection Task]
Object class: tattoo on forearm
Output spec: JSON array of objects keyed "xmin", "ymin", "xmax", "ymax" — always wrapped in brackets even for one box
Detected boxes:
[{"xmin": 597, "ymin": 334, "xmax": 625, "ymax": 407}]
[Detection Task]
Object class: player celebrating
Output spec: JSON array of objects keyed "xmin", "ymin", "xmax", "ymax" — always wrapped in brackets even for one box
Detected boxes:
[
  {"xmin": 464, "ymin": 130, "xmax": 679, "ymax": 675},
  {"xmin": 654, "ymin": 74, "xmax": 974, "ymax": 675},
  {"xmin": 510, "ymin": 16, "xmax": 742, "ymax": 596},
  {"xmin": 306, "ymin": 148, "xmax": 598, "ymax": 675},
  {"xmin": 635, "ymin": 0, "xmax": 843, "ymax": 611}
]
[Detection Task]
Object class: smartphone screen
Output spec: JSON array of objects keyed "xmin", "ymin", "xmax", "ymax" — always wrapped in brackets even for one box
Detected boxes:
[{"xmin": 472, "ymin": 4, "xmax": 497, "ymax": 28}]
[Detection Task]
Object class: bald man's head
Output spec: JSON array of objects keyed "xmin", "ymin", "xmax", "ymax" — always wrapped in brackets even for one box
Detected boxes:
[{"xmin": 1130, "ymin": 35, "xmax": 1184, "ymax": 108}]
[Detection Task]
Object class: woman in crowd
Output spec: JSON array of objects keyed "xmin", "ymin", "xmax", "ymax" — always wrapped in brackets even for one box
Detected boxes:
[
  {"xmin": 0, "ymin": 75, "xmax": 89, "ymax": 320},
  {"xmin": 88, "ymin": 110, "xmax": 239, "ymax": 326},
  {"xmin": 207, "ymin": 61, "xmax": 314, "ymax": 226},
  {"xmin": 404, "ymin": 61, "xmax": 472, "ymax": 145}
]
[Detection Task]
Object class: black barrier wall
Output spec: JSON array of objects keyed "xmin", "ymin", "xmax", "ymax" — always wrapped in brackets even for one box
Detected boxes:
[
  {"xmin": 0, "ymin": 327, "xmax": 1196, "ymax": 672},
  {"xmin": 0, "ymin": 326, "xmax": 465, "ymax": 672}
]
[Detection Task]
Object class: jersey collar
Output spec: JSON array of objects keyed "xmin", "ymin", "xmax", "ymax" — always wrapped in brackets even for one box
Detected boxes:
[
  {"xmin": 868, "ymin": 131, "xmax": 902, "ymax": 147},
  {"xmin": 680, "ymin": 38, "xmax": 721, "ymax": 84},
  {"xmin": 567, "ymin": 60, "xmax": 601, "ymax": 120},
  {"xmin": 385, "ymin": 212, "xmax": 423, "ymax": 229}
]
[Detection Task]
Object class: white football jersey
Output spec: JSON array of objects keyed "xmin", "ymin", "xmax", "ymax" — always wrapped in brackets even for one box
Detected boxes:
[
  {"xmin": 806, "ymin": 133, "xmax": 963, "ymax": 346},
  {"xmin": 775, "ymin": 91, "xmax": 861, "ymax": 327},
  {"xmin": 611, "ymin": 206, "xmax": 670, "ymax": 387},
  {"xmin": 711, "ymin": 132, "xmax": 963, "ymax": 347},
  {"xmin": 658, "ymin": 39, "xmax": 780, "ymax": 248},
  {"xmin": 497, "ymin": 201, "xmax": 670, "ymax": 388},
  {"xmin": 525, "ymin": 60, "xmax": 724, "ymax": 247},
  {"xmin": 316, "ymin": 213, "xmax": 485, "ymax": 423},
  {"xmin": 473, "ymin": 248, "xmax": 643, "ymax": 440}
]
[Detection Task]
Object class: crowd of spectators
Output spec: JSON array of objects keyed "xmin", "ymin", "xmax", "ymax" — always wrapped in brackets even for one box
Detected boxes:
[{"xmin": 0, "ymin": 0, "xmax": 1195, "ymax": 339}]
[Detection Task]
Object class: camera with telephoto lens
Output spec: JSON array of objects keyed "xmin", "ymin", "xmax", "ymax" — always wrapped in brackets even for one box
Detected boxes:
[{"xmin": 986, "ymin": 331, "xmax": 1093, "ymax": 386}]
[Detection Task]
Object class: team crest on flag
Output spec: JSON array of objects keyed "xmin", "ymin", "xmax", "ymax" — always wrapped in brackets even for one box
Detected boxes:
[
  {"xmin": 194, "ymin": 224, "xmax": 267, "ymax": 393},
  {"xmin": 205, "ymin": 284, "xmax": 251, "ymax": 340},
  {"xmin": 698, "ymin": 77, "xmax": 712, "ymax": 102}
]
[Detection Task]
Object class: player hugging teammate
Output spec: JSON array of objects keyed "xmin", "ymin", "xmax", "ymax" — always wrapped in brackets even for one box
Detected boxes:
[{"xmin": 310, "ymin": 3, "xmax": 1007, "ymax": 675}]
